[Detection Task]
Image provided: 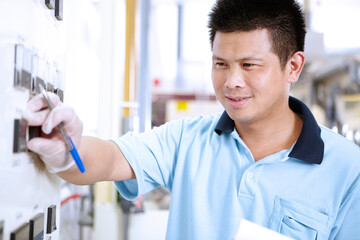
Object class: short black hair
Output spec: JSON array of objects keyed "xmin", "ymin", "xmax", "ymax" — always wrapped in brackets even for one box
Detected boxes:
[{"xmin": 208, "ymin": 0, "xmax": 306, "ymax": 68}]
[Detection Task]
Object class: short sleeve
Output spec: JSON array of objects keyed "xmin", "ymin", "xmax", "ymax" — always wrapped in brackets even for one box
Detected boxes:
[
  {"xmin": 329, "ymin": 174, "xmax": 360, "ymax": 239},
  {"xmin": 112, "ymin": 118, "xmax": 184, "ymax": 200}
]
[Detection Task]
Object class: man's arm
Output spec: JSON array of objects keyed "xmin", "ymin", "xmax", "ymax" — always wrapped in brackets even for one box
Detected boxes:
[{"xmin": 58, "ymin": 136, "xmax": 135, "ymax": 185}]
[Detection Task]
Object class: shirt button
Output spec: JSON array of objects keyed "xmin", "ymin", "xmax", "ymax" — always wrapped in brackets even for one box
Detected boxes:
[{"xmin": 247, "ymin": 172, "xmax": 254, "ymax": 179}]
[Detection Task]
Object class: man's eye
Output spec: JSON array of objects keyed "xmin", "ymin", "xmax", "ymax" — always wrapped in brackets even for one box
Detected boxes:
[
  {"xmin": 215, "ymin": 62, "xmax": 226, "ymax": 67},
  {"xmin": 243, "ymin": 63, "xmax": 254, "ymax": 68}
]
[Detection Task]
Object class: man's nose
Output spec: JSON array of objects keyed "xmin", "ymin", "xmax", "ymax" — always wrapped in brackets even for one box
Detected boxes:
[{"xmin": 225, "ymin": 67, "xmax": 246, "ymax": 89}]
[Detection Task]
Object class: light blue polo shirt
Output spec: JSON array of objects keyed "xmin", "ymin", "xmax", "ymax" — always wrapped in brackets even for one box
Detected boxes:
[{"xmin": 113, "ymin": 96, "xmax": 360, "ymax": 240}]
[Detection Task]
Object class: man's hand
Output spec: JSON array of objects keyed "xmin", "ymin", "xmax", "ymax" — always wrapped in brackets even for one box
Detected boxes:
[{"xmin": 22, "ymin": 93, "xmax": 83, "ymax": 173}]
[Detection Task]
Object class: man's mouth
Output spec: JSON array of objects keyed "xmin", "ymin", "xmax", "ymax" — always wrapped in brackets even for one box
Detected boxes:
[{"xmin": 227, "ymin": 96, "xmax": 251, "ymax": 101}]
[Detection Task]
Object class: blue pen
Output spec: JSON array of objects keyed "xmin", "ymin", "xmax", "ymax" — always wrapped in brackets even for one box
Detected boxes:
[{"xmin": 39, "ymin": 84, "xmax": 85, "ymax": 173}]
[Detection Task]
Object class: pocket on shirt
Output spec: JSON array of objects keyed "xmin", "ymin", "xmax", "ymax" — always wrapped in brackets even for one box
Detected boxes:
[{"xmin": 269, "ymin": 196, "xmax": 329, "ymax": 240}]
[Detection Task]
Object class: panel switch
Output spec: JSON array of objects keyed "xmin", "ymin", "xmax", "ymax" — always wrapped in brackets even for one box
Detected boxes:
[
  {"xmin": 30, "ymin": 213, "xmax": 44, "ymax": 240},
  {"xmin": 28, "ymin": 126, "xmax": 42, "ymax": 141},
  {"xmin": 14, "ymin": 45, "xmax": 33, "ymax": 90},
  {"xmin": 46, "ymin": 82, "xmax": 55, "ymax": 93},
  {"xmin": 10, "ymin": 223, "xmax": 30, "ymax": 240},
  {"xmin": 13, "ymin": 119, "xmax": 27, "ymax": 153},
  {"xmin": 55, "ymin": 0, "xmax": 63, "ymax": 21},
  {"xmin": 46, "ymin": 205, "xmax": 57, "ymax": 234},
  {"xmin": 45, "ymin": 0, "xmax": 55, "ymax": 9},
  {"xmin": 55, "ymin": 88, "xmax": 64, "ymax": 102},
  {"xmin": 33, "ymin": 77, "xmax": 45, "ymax": 94},
  {"xmin": 16, "ymin": 69, "xmax": 32, "ymax": 90},
  {"xmin": 0, "ymin": 220, "xmax": 4, "ymax": 240}
]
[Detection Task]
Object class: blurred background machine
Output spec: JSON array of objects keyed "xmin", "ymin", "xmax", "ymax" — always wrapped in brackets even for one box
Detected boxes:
[
  {"xmin": 293, "ymin": 57, "xmax": 360, "ymax": 145},
  {"xmin": 290, "ymin": 0, "xmax": 360, "ymax": 146}
]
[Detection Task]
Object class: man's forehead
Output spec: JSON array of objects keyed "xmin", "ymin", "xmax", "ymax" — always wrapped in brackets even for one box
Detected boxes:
[{"xmin": 212, "ymin": 31, "xmax": 275, "ymax": 62}]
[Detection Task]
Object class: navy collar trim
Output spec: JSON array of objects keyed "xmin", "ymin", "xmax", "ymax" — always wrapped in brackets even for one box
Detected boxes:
[{"xmin": 214, "ymin": 96, "xmax": 324, "ymax": 164}]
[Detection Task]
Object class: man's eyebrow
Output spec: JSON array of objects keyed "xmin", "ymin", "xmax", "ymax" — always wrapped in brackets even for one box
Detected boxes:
[
  {"xmin": 212, "ymin": 55, "xmax": 264, "ymax": 61},
  {"xmin": 212, "ymin": 55, "xmax": 225, "ymax": 60}
]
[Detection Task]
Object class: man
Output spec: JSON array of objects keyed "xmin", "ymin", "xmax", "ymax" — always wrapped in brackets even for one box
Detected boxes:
[{"xmin": 24, "ymin": 0, "xmax": 360, "ymax": 239}]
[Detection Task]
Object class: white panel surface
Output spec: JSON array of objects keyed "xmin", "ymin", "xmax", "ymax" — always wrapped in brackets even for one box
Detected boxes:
[{"xmin": 0, "ymin": 1, "xmax": 65, "ymax": 239}]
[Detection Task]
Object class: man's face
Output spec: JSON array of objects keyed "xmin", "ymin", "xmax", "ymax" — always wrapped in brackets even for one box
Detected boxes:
[{"xmin": 211, "ymin": 29, "xmax": 291, "ymax": 127}]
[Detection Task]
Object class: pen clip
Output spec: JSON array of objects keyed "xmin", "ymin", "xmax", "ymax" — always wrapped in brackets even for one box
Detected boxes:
[
  {"xmin": 39, "ymin": 84, "xmax": 54, "ymax": 110},
  {"xmin": 39, "ymin": 84, "xmax": 73, "ymax": 150}
]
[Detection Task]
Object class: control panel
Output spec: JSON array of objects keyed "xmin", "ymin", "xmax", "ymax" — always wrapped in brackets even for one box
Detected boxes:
[{"xmin": 0, "ymin": 0, "xmax": 65, "ymax": 239}]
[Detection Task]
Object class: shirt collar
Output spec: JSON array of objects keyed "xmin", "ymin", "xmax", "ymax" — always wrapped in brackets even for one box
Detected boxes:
[{"xmin": 214, "ymin": 96, "xmax": 324, "ymax": 164}]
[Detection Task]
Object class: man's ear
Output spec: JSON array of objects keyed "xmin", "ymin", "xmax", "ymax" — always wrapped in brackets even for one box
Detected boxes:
[{"xmin": 287, "ymin": 51, "xmax": 305, "ymax": 84}]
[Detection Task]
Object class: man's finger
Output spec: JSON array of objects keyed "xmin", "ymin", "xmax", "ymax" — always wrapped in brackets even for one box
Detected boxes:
[
  {"xmin": 27, "ymin": 92, "xmax": 61, "ymax": 112},
  {"xmin": 22, "ymin": 108, "xmax": 50, "ymax": 126},
  {"xmin": 42, "ymin": 104, "xmax": 78, "ymax": 134},
  {"xmin": 27, "ymin": 137, "xmax": 66, "ymax": 158}
]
